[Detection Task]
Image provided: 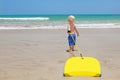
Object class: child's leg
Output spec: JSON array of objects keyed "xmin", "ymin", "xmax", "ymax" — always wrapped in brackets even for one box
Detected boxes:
[
  {"xmin": 69, "ymin": 46, "xmax": 75, "ymax": 56},
  {"xmin": 67, "ymin": 45, "xmax": 74, "ymax": 51},
  {"xmin": 70, "ymin": 45, "xmax": 74, "ymax": 51}
]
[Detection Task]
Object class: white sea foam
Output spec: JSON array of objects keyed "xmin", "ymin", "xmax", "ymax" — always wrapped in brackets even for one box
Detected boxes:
[
  {"xmin": 77, "ymin": 23, "xmax": 120, "ymax": 28},
  {"xmin": 0, "ymin": 25, "xmax": 120, "ymax": 30},
  {"xmin": 0, "ymin": 26, "xmax": 66, "ymax": 30},
  {"xmin": 0, "ymin": 17, "xmax": 49, "ymax": 20},
  {"xmin": 0, "ymin": 23, "xmax": 120, "ymax": 30}
]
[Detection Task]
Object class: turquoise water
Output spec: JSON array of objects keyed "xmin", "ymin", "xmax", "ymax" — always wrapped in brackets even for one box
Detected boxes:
[{"xmin": 0, "ymin": 14, "xmax": 120, "ymax": 29}]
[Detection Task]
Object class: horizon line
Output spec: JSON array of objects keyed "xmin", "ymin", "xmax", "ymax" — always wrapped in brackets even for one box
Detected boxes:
[{"xmin": 0, "ymin": 13, "xmax": 120, "ymax": 16}]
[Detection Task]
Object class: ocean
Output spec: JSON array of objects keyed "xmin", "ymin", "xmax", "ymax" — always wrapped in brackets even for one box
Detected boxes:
[{"xmin": 0, "ymin": 14, "xmax": 120, "ymax": 29}]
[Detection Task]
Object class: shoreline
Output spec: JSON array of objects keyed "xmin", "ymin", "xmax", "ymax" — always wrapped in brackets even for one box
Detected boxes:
[{"xmin": 0, "ymin": 26, "xmax": 120, "ymax": 30}]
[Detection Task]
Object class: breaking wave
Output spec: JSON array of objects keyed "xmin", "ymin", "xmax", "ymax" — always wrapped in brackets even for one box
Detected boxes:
[{"xmin": 0, "ymin": 17, "xmax": 49, "ymax": 20}]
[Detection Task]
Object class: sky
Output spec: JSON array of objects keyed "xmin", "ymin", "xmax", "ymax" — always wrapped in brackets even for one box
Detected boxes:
[{"xmin": 0, "ymin": 0, "xmax": 120, "ymax": 15}]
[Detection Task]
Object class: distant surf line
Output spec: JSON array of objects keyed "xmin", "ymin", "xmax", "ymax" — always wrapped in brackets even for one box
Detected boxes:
[{"xmin": 0, "ymin": 17, "xmax": 49, "ymax": 20}]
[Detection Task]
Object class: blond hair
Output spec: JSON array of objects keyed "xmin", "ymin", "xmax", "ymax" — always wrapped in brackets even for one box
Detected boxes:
[{"xmin": 68, "ymin": 15, "xmax": 75, "ymax": 22}]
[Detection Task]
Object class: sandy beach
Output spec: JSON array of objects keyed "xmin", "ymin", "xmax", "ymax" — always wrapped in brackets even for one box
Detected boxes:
[{"xmin": 0, "ymin": 29, "xmax": 120, "ymax": 80}]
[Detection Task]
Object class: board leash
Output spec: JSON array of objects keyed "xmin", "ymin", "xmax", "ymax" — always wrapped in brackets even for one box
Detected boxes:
[{"xmin": 70, "ymin": 34, "xmax": 84, "ymax": 59}]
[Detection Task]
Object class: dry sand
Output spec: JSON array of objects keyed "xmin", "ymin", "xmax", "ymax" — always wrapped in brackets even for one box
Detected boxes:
[{"xmin": 0, "ymin": 29, "xmax": 120, "ymax": 80}]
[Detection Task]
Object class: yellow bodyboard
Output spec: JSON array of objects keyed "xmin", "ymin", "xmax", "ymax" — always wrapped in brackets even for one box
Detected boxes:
[{"xmin": 64, "ymin": 57, "xmax": 101, "ymax": 77}]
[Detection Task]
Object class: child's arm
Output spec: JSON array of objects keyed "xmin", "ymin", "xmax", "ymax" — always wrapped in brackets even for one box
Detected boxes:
[
  {"xmin": 74, "ymin": 25, "xmax": 79, "ymax": 36},
  {"xmin": 67, "ymin": 25, "xmax": 71, "ymax": 33}
]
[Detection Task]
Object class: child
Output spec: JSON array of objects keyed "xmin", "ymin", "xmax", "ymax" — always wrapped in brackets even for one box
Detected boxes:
[{"xmin": 67, "ymin": 15, "xmax": 79, "ymax": 56}]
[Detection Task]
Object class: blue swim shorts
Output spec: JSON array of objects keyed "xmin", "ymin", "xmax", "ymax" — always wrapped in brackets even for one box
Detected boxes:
[{"xmin": 68, "ymin": 34, "xmax": 76, "ymax": 46}]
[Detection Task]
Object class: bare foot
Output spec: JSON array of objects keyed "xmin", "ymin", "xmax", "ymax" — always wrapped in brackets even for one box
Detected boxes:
[
  {"xmin": 70, "ymin": 51, "xmax": 75, "ymax": 57},
  {"xmin": 66, "ymin": 49, "xmax": 75, "ymax": 52}
]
